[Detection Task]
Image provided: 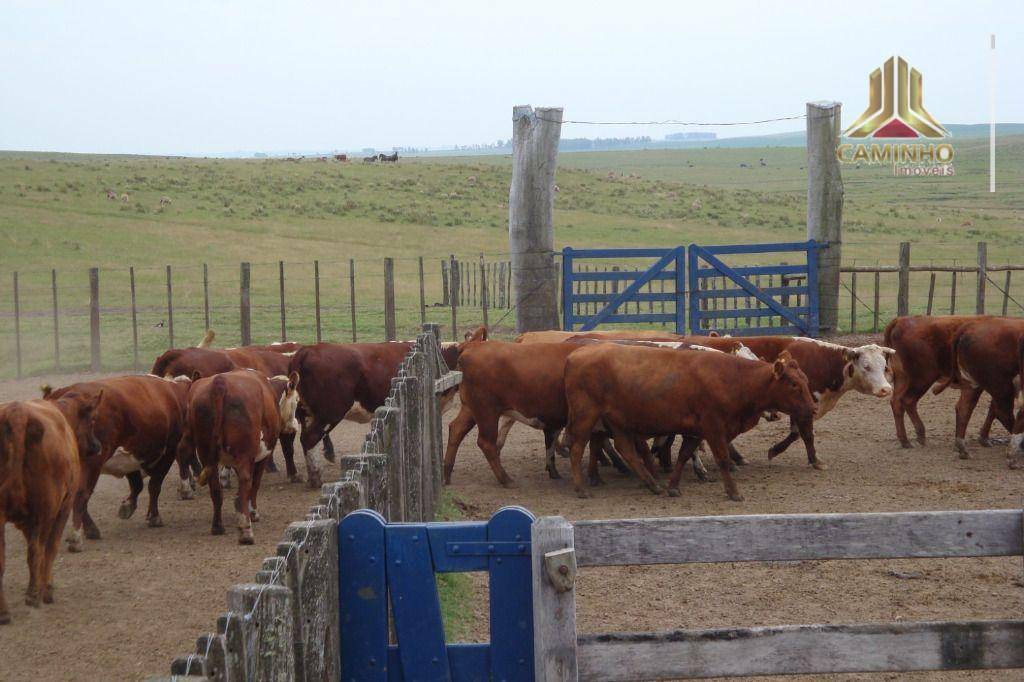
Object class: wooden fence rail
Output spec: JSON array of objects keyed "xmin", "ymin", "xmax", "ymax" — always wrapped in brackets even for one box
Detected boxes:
[
  {"xmin": 534, "ymin": 508, "xmax": 1024, "ymax": 681},
  {"xmin": 153, "ymin": 323, "xmax": 460, "ymax": 682}
]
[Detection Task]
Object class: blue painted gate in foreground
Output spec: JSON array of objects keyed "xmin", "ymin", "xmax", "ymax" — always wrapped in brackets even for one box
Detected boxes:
[
  {"xmin": 561, "ymin": 241, "xmax": 820, "ymax": 337},
  {"xmin": 339, "ymin": 506, "xmax": 535, "ymax": 682}
]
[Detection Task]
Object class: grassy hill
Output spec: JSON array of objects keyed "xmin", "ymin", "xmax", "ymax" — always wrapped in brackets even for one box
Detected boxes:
[{"xmin": 0, "ymin": 135, "xmax": 1021, "ymax": 377}]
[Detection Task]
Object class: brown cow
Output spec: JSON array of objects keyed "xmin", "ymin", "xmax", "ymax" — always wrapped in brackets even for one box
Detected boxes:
[
  {"xmin": 950, "ymin": 317, "xmax": 1024, "ymax": 461},
  {"xmin": 563, "ymin": 344, "xmax": 816, "ymax": 500},
  {"xmin": 289, "ymin": 341, "xmax": 460, "ymax": 488},
  {"xmin": 884, "ymin": 315, "xmax": 996, "ymax": 448},
  {"xmin": 43, "ymin": 375, "xmax": 190, "ymax": 551},
  {"xmin": 1, "ymin": 396, "xmax": 99, "ymax": 623},
  {"xmin": 177, "ymin": 370, "xmax": 299, "ymax": 543},
  {"xmin": 1010, "ymin": 339, "xmax": 1024, "ymax": 467},
  {"xmin": 444, "ymin": 341, "xmax": 581, "ymax": 485}
]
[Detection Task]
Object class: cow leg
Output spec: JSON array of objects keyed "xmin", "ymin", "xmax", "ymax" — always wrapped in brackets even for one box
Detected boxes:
[
  {"xmin": 0, "ymin": 521, "xmax": 8, "ymax": 624},
  {"xmin": 144, "ymin": 452, "xmax": 176, "ymax": 528},
  {"xmin": 476, "ymin": 417, "xmax": 514, "ymax": 487},
  {"xmin": 249, "ymin": 459, "xmax": 266, "ymax": 523},
  {"xmin": 495, "ymin": 415, "xmax": 515, "ymax": 454},
  {"xmin": 652, "ymin": 436, "xmax": 674, "ymax": 473},
  {"xmin": 208, "ymin": 466, "xmax": 226, "ymax": 536},
  {"xmin": 235, "ymin": 464, "xmax": 255, "ymax": 545},
  {"xmin": 794, "ymin": 417, "xmax": 824, "ymax": 469},
  {"xmin": 708, "ymin": 436, "xmax": 743, "ymax": 502},
  {"xmin": 978, "ymin": 404, "xmax": 997, "ymax": 446},
  {"xmin": 587, "ymin": 434, "xmax": 606, "ymax": 486},
  {"xmin": 176, "ymin": 454, "xmax": 196, "ymax": 500},
  {"xmin": 893, "ymin": 380, "xmax": 930, "ymax": 447},
  {"xmin": 690, "ymin": 443, "xmax": 710, "ymax": 482},
  {"xmin": 554, "ymin": 429, "xmax": 571, "ymax": 458},
  {"xmin": 443, "ymin": 405, "xmax": 477, "ymax": 484},
  {"xmin": 118, "ymin": 471, "xmax": 144, "ymax": 520},
  {"xmin": 954, "ymin": 387, "xmax": 984, "ymax": 458},
  {"xmin": 278, "ymin": 431, "xmax": 298, "ymax": 480},
  {"xmin": 299, "ymin": 441, "xmax": 323, "ymax": 490},
  {"xmin": 609, "ymin": 428, "xmax": 663, "ymax": 495},
  {"xmin": 69, "ymin": 464, "xmax": 102, "ymax": 550},
  {"xmin": 600, "ymin": 438, "xmax": 631, "ymax": 474},
  {"xmin": 321, "ymin": 433, "xmax": 336, "ymax": 463},
  {"xmin": 767, "ymin": 417, "xmax": 801, "ymax": 461},
  {"xmin": 543, "ymin": 428, "xmax": 561, "ymax": 479},
  {"xmin": 41, "ymin": 498, "xmax": 72, "ymax": 605},
  {"xmin": 24, "ymin": 526, "xmax": 43, "ymax": 607},
  {"xmin": 636, "ymin": 439, "xmax": 657, "ymax": 476},
  {"xmin": 728, "ymin": 444, "xmax": 747, "ymax": 467},
  {"xmin": 668, "ymin": 436, "xmax": 703, "ymax": 496}
]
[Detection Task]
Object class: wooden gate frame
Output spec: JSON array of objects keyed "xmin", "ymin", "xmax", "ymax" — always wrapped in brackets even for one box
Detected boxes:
[
  {"xmin": 688, "ymin": 240, "xmax": 821, "ymax": 337},
  {"xmin": 561, "ymin": 247, "xmax": 685, "ymax": 333}
]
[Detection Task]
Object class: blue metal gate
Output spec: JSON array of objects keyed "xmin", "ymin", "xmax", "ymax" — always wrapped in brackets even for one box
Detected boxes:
[
  {"xmin": 339, "ymin": 506, "xmax": 535, "ymax": 681},
  {"xmin": 561, "ymin": 247, "xmax": 686, "ymax": 333},
  {"xmin": 688, "ymin": 240, "xmax": 820, "ymax": 336},
  {"xmin": 561, "ymin": 241, "xmax": 821, "ymax": 337}
]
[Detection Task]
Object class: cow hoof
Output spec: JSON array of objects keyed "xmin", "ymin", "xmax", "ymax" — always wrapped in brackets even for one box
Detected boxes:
[
  {"xmin": 811, "ymin": 461, "xmax": 827, "ymax": 471},
  {"xmin": 307, "ymin": 473, "xmax": 323, "ymax": 489},
  {"xmin": 84, "ymin": 526, "xmax": 101, "ymax": 541},
  {"xmin": 727, "ymin": 493, "xmax": 745, "ymax": 502},
  {"xmin": 265, "ymin": 459, "xmax": 279, "ymax": 473},
  {"xmin": 547, "ymin": 469, "xmax": 562, "ymax": 480},
  {"xmin": 667, "ymin": 487, "xmax": 681, "ymax": 498},
  {"xmin": 767, "ymin": 448, "xmax": 781, "ymax": 460},
  {"xmin": 899, "ymin": 440, "xmax": 913, "ymax": 449},
  {"xmin": 322, "ymin": 449, "xmax": 336, "ymax": 465},
  {"xmin": 979, "ymin": 437, "xmax": 992, "ymax": 448},
  {"xmin": 211, "ymin": 525, "xmax": 226, "ymax": 536},
  {"xmin": 575, "ymin": 489, "xmax": 591, "ymax": 499},
  {"xmin": 288, "ymin": 473, "xmax": 302, "ymax": 484},
  {"xmin": 178, "ymin": 482, "xmax": 194, "ymax": 500},
  {"xmin": 251, "ymin": 509, "xmax": 260, "ymax": 522},
  {"xmin": 42, "ymin": 586, "xmax": 54, "ymax": 604},
  {"xmin": 147, "ymin": 514, "xmax": 164, "ymax": 528},
  {"xmin": 117, "ymin": 500, "xmax": 136, "ymax": 520},
  {"xmin": 958, "ymin": 451, "xmax": 971, "ymax": 460},
  {"xmin": 238, "ymin": 531, "xmax": 255, "ymax": 545},
  {"xmin": 0, "ymin": 612, "xmax": 10, "ymax": 625},
  {"xmin": 916, "ymin": 436, "xmax": 927, "ymax": 447},
  {"xmin": 647, "ymin": 484, "xmax": 665, "ymax": 495},
  {"xmin": 25, "ymin": 593, "xmax": 41, "ymax": 608},
  {"xmin": 588, "ymin": 475, "xmax": 604, "ymax": 486},
  {"xmin": 1009, "ymin": 458, "xmax": 1023, "ymax": 470}
]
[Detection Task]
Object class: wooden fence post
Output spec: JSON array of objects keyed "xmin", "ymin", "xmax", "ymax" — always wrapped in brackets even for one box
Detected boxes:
[
  {"xmin": 897, "ymin": 242, "xmax": 911, "ymax": 316},
  {"xmin": 976, "ymin": 241, "xmax": 987, "ymax": 314},
  {"xmin": 872, "ymin": 271, "xmax": 880, "ymax": 333},
  {"xmin": 926, "ymin": 272, "xmax": 936, "ymax": 315},
  {"xmin": 449, "ymin": 254, "xmax": 458, "ymax": 340},
  {"xmin": 12, "ymin": 272, "xmax": 21, "ymax": 378},
  {"xmin": 510, "ymin": 105, "xmax": 562, "ymax": 333},
  {"xmin": 532, "ymin": 516, "xmax": 578, "ymax": 681},
  {"xmin": 283, "ymin": 520, "xmax": 340, "ymax": 682},
  {"xmin": 203, "ymin": 263, "xmax": 210, "ymax": 332},
  {"xmin": 384, "ymin": 257, "xmax": 396, "ymax": 341},
  {"xmin": 349, "ymin": 258, "xmax": 357, "ymax": 343},
  {"xmin": 418, "ymin": 256, "xmax": 426, "ymax": 324},
  {"xmin": 480, "ymin": 255, "xmax": 489, "ymax": 329},
  {"xmin": 165, "ymin": 265, "xmax": 174, "ymax": 349},
  {"xmin": 89, "ymin": 267, "xmax": 101, "ymax": 371},
  {"xmin": 806, "ymin": 101, "xmax": 843, "ymax": 334},
  {"xmin": 441, "ymin": 259, "xmax": 449, "ymax": 306},
  {"xmin": 130, "ymin": 266, "xmax": 139, "ymax": 371},
  {"xmin": 1002, "ymin": 270, "xmax": 1011, "ymax": 316},
  {"xmin": 950, "ymin": 271, "xmax": 957, "ymax": 315},
  {"xmin": 278, "ymin": 260, "xmax": 287, "ymax": 341},
  {"xmin": 51, "ymin": 269, "xmax": 60, "ymax": 371},
  {"xmin": 226, "ymin": 584, "xmax": 295, "ymax": 680},
  {"xmin": 240, "ymin": 262, "xmax": 251, "ymax": 346},
  {"xmin": 310, "ymin": 260, "xmax": 320, "ymax": 342},
  {"xmin": 849, "ymin": 271, "xmax": 857, "ymax": 333}
]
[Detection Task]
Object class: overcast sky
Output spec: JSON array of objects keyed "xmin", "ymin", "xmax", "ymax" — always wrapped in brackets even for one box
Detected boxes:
[{"xmin": 1, "ymin": 1, "xmax": 1019, "ymax": 155}]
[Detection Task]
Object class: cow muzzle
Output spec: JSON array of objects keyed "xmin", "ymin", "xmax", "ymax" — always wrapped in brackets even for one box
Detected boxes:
[{"xmin": 874, "ymin": 386, "xmax": 892, "ymax": 398}]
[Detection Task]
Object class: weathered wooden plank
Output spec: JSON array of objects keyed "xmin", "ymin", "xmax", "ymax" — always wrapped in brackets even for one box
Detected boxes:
[
  {"xmin": 897, "ymin": 241, "xmax": 911, "ymax": 316},
  {"xmin": 577, "ymin": 619, "xmax": 1024, "ymax": 681},
  {"xmin": 217, "ymin": 612, "xmax": 245, "ymax": 682},
  {"xmin": 339, "ymin": 454, "xmax": 388, "ymax": 516},
  {"xmin": 435, "ymin": 370, "xmax": 463, "ymax": 393},
  {"xmin": 573, "ymin": 509, "xmax": 1023, "ymax": 567},
  {"xmin": 285, "ymin": 520, "xmax": 340, "ymax": 682},
  {"xmin": 976, "ymin": 241, "xmax": 987, "ymax": 314},
  {"xmin": 89, "ymin": 267, "xmax": 100, "ymax": 371},
  {"xmin": 532, "ymin": 516, "xmax": 578, "ymax": 682},
  {"xmin": 226, "ymin": 583, "xmax": 295, "ymax": 681}
]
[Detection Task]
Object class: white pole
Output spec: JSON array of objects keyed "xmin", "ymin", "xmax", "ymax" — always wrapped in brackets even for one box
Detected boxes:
[{"xmin": 989, "ymin": 33, "xmax": 996, "ymax": 193}]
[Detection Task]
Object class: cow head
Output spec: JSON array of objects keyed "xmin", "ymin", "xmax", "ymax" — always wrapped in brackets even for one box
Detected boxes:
[
  {"xmin": 276, "ymin": 372, "xmax": 301, "ymax": 434},
  {"xmin": 767, "ymin": 352, "xmax": 817, "ymax": 421},
  {"xmin": 68, "ymin": 391, "xmax": 104, "ymax": 459},
  {"xmin": 842, "ymin": 344, "xmax": 896, "ymax": 398}
]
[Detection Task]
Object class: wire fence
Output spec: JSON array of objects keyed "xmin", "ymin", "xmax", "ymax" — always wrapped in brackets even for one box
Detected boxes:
[{"xmin": 3, "ymin": 241, "xmax": 1021, "ymax": 379}]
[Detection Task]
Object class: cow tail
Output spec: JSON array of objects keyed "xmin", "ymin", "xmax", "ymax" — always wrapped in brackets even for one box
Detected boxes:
[
  {"xmin": 0, "ymin": 405, "xmax": 30, "ymax": 503},
  {"xmin": 934, "ymin": 331, "xmax": 964, "ymax": 395},
  {"xmin": 882, "ymin": 317, "xmax": 900, "ymax": 349},
  {"xmin": 196, "ymin": 374, "xmax": 228, "ymax": 487},
  {"xmin": 1017, "ymin": 335, "xmax": 1024, "ymax": 397}
]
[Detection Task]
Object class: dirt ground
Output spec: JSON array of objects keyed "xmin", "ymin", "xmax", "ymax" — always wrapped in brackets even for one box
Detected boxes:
[{"xmin": 1, "ymin": 338, "xmax": 1022, "ymax": 680}]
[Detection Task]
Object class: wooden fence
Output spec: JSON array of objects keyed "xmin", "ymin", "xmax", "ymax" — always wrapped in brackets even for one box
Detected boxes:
[
  {"xmin": 533, "ymin": 509, "xmax": 1024, "ymax": 680},
  {"xmin": 151, "ymin": 324, "xmax": 460, "ymax": 681}
]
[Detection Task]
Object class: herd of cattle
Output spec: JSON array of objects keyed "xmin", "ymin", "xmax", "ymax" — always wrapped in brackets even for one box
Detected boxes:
[{"xmin": 1, "ymin": 314, "xmax": 1022, "ymax": 624}]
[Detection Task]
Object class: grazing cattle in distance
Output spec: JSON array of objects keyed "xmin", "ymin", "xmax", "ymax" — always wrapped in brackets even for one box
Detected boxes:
[
  {"xmin": 159, "ymin": 196, "xmax": 172, "ymax": 206},
  {"xmin": 105, "ymin": 189, "xmax": 117, "ymax": 200},
  {"xmin": 884, "ymin": 315, "xmax": 996, "ymax": 448},
  {"xmin": 42, "ymin": 375, "xmax": 190, "ymax": 551},
  {"xmin": 0, "ymin": 397, "xmax": 100, "ymax": 623},
  {"xmin": 363, "ymin": 155, "xmax": 377, "ymax": 163},
  {"xmin": 120, "ymin": 193, "xmax": 130, "ymax": 203},
  {"xmin": 334, "ymin": 154, "xmax": 348, "ymax": 162},
  {"xmin": 176, "ymin": 370, "xmax": 299, "ymax": 544},
  {"xmin": 949, "ymin": 317, "xmax": 1024, "ymax": 461},
  {"xmin": 563, "ymin": 344, "xmax": 816, "ymax": 500},
  {"xmin": 379, "ymin": 152, "xmax": 399, "ymax": 163},
  {"xmin": 289, "ymin": 340, "xmax": 460, "ymax": 487}
]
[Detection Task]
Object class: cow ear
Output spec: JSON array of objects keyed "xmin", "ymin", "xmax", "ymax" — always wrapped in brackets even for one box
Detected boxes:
[
  {"xmin": 842, "ymin": 348, "xmax": 860, "ymax": 363},
  {"xmin": 40, "ymin": 383, "xmax": 53, "ymax": 398},
  {"xmin": 191, "ymin": 370, "xmax": 202, "ymax": 381},
  {"xmin": 288, "ymin": 371, "xmax": 300, "ymax": 391},
  {"xmin": 778, "ymin": 350, "xmax": 793, "ymax": 363},
  {"xmin": 772, "ymin": 358, "xmax": 786, "ymax": 379},
  {"xmin": 881, "ymin": 346, "xmax": 896, "ymax": 357},
  {"xmin": 708, "ymin": 331, "xmax": 720, "ymax": 337}
]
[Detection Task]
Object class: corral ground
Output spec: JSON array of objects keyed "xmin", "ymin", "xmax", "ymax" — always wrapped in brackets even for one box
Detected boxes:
[{"xmin": 0, "ymin": 335, "xmax": 1022, "ymax": 680}]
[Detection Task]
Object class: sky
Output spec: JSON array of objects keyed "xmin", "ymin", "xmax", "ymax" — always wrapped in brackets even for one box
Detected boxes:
[{"xmin": 1, "ymin": 0, "xmax": 1020, "ymax": 155}]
